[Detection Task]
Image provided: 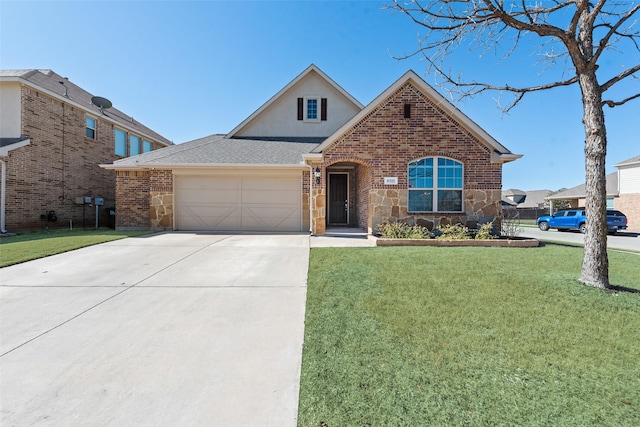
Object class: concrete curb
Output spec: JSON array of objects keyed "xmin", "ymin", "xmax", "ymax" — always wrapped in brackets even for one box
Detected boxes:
[{"xmin": 375, "ymin": 237, "xmax": 540, "ymax": 247}]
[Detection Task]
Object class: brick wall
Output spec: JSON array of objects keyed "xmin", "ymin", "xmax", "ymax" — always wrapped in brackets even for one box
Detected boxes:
[
  {"xmin": 615, "ymin": 193, "xmax": 640, "ymax": 231},
  {"xmin": 115, "ymin": 170, "xmax": 150, "ymax": 229},
  {"xmin": 2, "ymin": 86, "xmax": 166, "ymax": 232},
  {"xmin": 321, "ymin": 82, "xmax": 503, "ymax": 232}
]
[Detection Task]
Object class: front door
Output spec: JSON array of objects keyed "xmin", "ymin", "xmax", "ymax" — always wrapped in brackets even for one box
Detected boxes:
[{"xmin": 328, "ymin": 173, "xmax": 348, "ymax": 225}]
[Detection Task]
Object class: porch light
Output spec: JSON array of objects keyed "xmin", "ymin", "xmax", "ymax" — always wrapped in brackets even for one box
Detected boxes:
[{"xmin": 314, "ymin": 167, "xmax": 321, "ymax": 184}]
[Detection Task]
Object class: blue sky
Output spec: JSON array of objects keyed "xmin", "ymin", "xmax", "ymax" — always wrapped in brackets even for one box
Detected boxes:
[{"xmin": 1, "ymin": 0, "xmax": 638, "ymax": 191}]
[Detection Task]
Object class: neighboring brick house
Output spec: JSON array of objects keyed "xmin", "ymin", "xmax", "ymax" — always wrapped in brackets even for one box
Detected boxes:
[
  {"xmin": 547, "ymin": 155, "xmax": 640, "ymax": 231},
  {"xmin": 104, "ymin": 65, "xmax": 521, "ymax": 234},
  {"xmin": 0, "ymin": 69, "xmax": 172, "ymax": 232}
]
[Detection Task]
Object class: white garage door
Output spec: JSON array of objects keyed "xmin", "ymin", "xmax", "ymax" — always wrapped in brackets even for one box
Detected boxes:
[{"xmin": 175, "ymin": 172, "xmax": 302, "ymax": 232}]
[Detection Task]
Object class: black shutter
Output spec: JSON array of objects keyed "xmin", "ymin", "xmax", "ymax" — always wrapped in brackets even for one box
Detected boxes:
[
  {"xmin": 404, "ymin": 103, "xmax": 411, "ymax": 118},
  {"xmin": 321, "ymin": 98, "xmax": 327, "ymax": 121},
  {"xmin": 297, "ymin": 98, "xmax": 303, "ymax": 120}
]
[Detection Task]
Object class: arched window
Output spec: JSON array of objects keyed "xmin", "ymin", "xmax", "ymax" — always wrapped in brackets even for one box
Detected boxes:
[{"xmin": 408, "ymin": 157, "xmax": 463, "ymax": 212}]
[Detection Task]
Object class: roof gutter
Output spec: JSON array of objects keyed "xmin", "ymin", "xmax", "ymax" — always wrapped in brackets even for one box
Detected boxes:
[
  {"xmin": 492, "ymin": 152, "xmax": 523, "ymax": 164},
  {"xmin": 100, "ymin": 162, "xmax": 310, "ymax": 171}
]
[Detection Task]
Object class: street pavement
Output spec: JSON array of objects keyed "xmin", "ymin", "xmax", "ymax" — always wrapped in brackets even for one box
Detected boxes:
[{"xmin": 519, "ymin": 227, "xmax": 640, "ymax": 252}]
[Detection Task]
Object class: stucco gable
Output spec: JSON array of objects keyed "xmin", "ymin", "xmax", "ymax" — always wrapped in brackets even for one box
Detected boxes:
[
  {"xmin": 315, "ymin": 71, "xmax": 520, "ymax": 164},
  {"xmin": 228, "ymin": 64, "xmax": 363, "ymax": 139}
]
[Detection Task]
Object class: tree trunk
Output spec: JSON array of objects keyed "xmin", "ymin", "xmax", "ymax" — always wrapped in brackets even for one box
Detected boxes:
[{"xmin": 578, "ymin": 71, "xmax": 609, "ymax": 289}]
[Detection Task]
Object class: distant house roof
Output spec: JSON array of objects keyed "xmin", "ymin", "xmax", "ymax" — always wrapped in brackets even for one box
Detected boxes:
[
  {"xmin": 501, "ymin": 189, "xmax": 551, "ymax": 208},
  {"xmin": 518, "ymin": 189, "xmax": 552, "ymax": 208},
  {"xmin": 103, "ymin": 134, "xmax": 318, "ymax": 169},
  {"xmin": 547, "ymin": 172, "xmax": 619, "ymax": 200},
  {"xmin": 614, "ymin": 155, "xmax": 640, "ymax": 167},
  {"xmin": 0, "ymin": 69, "xmax": 172, "ymax": 147}
]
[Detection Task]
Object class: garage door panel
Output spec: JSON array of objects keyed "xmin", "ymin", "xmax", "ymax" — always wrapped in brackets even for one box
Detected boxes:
[
  {"xmin": 242, "ymin": 206, "xmax": 300, "ymax": 230},
  {"xmin": 176, "ymin": 173, "xmax": 302, "ymax": 232},
  {"xmin": 178, "ymin": 205, "xmax": 240, "ymax": 230},
  {"xmin": 241, "ymin": 189, "xmax": 299, "ymax": 204}
]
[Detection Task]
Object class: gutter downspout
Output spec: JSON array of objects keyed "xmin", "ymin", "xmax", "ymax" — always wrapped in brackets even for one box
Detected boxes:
[
  {"xmin": 306, "ymin": 164, "xmax": 313, "ymax": 234},
  {"xmin": 1, "ymin": 159, "xmax": 7, "ymax": 233}
]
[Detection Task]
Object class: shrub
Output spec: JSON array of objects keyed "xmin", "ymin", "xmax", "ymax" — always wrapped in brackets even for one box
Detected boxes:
[
  {"xmin": 377, "ymin": 221, "xmax": 433, "ymax": 239},
  {"xmin": 435, "ymin": 223, "xmax": 471, "ymax": 240},
  {"xmin": 474, "ymin": 221, "xmax": 497, "ymax": 240}
]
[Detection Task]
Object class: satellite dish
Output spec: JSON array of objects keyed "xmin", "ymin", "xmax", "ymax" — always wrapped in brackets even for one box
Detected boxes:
[{"xmin": 91, "ymin": 96, "xmax": 112, "ymax": 114}]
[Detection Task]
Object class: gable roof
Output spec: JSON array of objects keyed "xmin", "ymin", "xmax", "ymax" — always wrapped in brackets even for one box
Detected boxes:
[
  {"xmin": 546, "ymin": 172, "xmax": 619, "ymax": 199},
  {"xmin": 313, "ymin": 70, "xmax": 521, "ymax": 164},
  {"xmin": 227, "ymin": 64, "xmax": 364, "ymax": 138},
  {"xmin": 614, "ymin": 154, "xmax": 640, "ymax": 167},
  {"xmin": 102, "ymin": 135, "xmax": 316, "ymax": 170},
  {"xmin": 0, "ymin": 69, "xmax": 172, "ymax": 147}
]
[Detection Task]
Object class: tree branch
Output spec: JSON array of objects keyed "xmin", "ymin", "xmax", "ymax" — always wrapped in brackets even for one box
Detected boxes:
[
  {"xmin": 592, "ymin": 3, "xmax": 640, "ymax": 65},
  {"xmin": 600, "ymin": 64, "xmax": 640, "ymax": 92},
  {"xmin": 603, "ymin": 92, "xmax": 640, "ymax": 108}
]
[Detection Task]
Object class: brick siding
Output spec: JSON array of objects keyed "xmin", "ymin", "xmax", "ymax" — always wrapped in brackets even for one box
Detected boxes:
[
  {"xmin": 319, "ymin": 82, "xmax": 503, "ymax": 233},
  {"xmin": 615, "ymin": 192, "xmax": 640, "ymax": 231},
  {"xmin": 2, "ymin": 86, "xmax": 166, "ymax": 231}
]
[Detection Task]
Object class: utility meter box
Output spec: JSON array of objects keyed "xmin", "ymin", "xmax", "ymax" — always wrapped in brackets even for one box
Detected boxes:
[
  {"xmin": 84, "ymin": 196, "xmax": 92, "ymax": 204},
  {"xmin": 94, "ymin": 197, "xmax": 104, "ymax": 206}
]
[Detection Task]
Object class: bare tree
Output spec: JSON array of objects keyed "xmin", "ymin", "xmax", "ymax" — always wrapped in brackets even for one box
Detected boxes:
[{"xmin": 388, "ymin": 0, "xmax": 640, "ymax": 289}]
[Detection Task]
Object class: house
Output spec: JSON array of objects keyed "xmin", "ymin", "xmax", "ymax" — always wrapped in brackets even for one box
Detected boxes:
[
  {"xmin": 546, "ymin": 155, "xmax": 640, "ymax": 230},
  {"xmin": 103, "ymin": 65, "xmax": 521, "ymax": 234},
  {"xmin": 613, "ymin": 155, "xmax": 640, "ymax": 230},
  {"xmin": 502, "ymin": 188, "xmax": 552, "ymax": 219},
  {"xmin": 0, "ymin": 69, "xmax": 172, "ymax": 232}
]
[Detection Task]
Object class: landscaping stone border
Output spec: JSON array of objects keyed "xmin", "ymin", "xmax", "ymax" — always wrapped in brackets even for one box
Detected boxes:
[{"xmin": 372, "ymin": 236, "xmax": 539, "ymax": 247}]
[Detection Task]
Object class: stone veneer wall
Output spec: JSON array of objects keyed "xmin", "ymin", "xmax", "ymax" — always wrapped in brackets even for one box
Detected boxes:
[
  {"xmin": 370, "ymin": 188, "xmax": 501, "ymax": 232},
  {"xmin": 311, "ymin": 187, "xmax": 326, "ymax": 235},
  {"xmin": 149, "ymin": 170, "xmax": 173, "ymax": 230}
]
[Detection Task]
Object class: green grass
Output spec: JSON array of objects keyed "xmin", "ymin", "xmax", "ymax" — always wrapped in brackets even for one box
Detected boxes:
[
  {"xmin": 0, "ymin": 229, "xmax": 150, "ymax": 267},
  {"xmin": 299, "ymin": 245, "xmax": 640, "ymax": 426}
]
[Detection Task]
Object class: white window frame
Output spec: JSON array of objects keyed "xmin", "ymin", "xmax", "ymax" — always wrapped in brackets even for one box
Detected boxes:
[
  {"xmin": 407, "ymin": 156, "xmax": 464, "ymax": 213},
  {"xmin": 304, "ymin": 96, "xmax": 321, "ymax": 122}
]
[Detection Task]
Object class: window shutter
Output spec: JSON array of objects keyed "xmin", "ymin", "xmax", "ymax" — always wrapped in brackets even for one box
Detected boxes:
[
  {"xmin": 321, "ymin": 98, "xmax": 327, "ymax": 121},
  {"xmin": 297, "ymin": 98, "xmax": 303, "ymax": 120}
]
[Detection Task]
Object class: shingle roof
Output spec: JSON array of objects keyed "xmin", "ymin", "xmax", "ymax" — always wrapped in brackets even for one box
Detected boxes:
[
  {"xmin": 108, "ymin": 134, "xmax": 320, "ymax": 167},
  {"xmin": 1, "ymin": 69, "xmax": 172, "ymax": 146},
  {"xmin": 547, "ymin": 172, "xmax": 619, "ymax": 199},
  {"xmin": 614, "ymin": 155, "xmax": 640, "ymax": 167}
]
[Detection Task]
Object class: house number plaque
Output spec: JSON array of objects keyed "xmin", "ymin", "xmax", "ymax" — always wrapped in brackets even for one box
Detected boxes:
[{"xmin": 384, "ymin": 177, "xmax": 398, "ymax": 185}]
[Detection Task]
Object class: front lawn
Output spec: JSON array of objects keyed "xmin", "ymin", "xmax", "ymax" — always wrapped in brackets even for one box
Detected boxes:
[
  {"xmin": 299, "ymin": 245, "xmax": 639, "ymax": 426},
  {"xmin": 0, "ymin": 229, "xmax": 150, "ymax": 267}
]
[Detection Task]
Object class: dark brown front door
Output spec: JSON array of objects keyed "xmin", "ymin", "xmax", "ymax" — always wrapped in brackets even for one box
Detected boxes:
[{"xmin": 328, "ymin": 173, "xmax": 348, "ymax": 224}]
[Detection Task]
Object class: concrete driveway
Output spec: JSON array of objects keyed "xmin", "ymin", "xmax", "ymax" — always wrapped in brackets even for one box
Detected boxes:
[{"xmin": 0, "ymin": 233, "xmax": 309, "ymax": 426}]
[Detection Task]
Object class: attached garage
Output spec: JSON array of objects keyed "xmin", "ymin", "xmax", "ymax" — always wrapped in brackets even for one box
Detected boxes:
[{"xmin": 174, "ymin": 170, "xmax": 303, "ymax": 232}]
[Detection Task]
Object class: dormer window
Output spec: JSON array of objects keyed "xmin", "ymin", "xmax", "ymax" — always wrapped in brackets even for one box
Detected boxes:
[{"xmin": 298, "ymin": 97, "xmax": 327, "ymax": 122}]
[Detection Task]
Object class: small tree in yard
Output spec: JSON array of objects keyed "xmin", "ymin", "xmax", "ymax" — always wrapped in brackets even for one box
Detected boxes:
[{"xmin": 388, "ymin": 0, "xmax": 640, "ymax": 289}]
